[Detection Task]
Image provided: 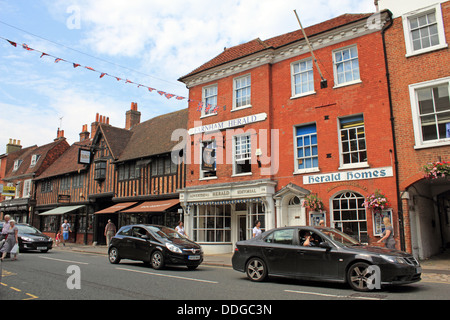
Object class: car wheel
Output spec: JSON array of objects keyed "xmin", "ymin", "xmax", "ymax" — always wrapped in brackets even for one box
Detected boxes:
[
  {"xmin": 246, "ymin": 258, "xmax": 267, "ymax": 282},
  {"xmin": 151, "ymin": 250, "xmax": 165, "ymax": 270},
  {"xmin": 347, "ymin": 262, "xmax": 376, "ymax": 292},
  {"xmin": 109, "ymin": 247, "xmax": 121, "ymax": 264}
]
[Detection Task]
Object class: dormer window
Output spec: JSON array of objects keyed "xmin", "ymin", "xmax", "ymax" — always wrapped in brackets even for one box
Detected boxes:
[
  {"xmin": 13, "ymin": 159, "xmax": 23, "ymax": 171},
  {"xmin": 30, "ymin": 154, "xmax": 40, "ymax": 167}
]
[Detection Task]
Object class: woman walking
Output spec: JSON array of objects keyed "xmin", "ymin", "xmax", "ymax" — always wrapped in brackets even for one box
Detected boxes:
[
  {"xmin": 1, "ymin": 219, "xmax": 19, "ymax": 261},
  {"xmin": 377, "ymin": 217, "xmax": 396, "ymax": 249}
]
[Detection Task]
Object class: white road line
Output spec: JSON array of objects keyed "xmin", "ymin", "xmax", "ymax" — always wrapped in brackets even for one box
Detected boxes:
[
  {"xmin": 284, "ymin": 289, "xmax": 384, "ymax": 300},
  {"xmin": 38, "ymin": 256, "xmax": 89, "ymax": 265},
  {"xmin": 116, "ymin": 267, "xmax": 219, "ymax": 284}
]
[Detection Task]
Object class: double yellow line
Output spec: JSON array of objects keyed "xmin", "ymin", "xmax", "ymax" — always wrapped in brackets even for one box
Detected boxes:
[{"xmin": 1, "ymin": 269, "xmax": 39, "ymax": 300}]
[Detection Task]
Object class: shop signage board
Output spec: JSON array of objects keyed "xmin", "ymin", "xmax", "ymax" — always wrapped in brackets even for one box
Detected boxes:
[
  {"xmin": 188, "ymin": 113, "xmax": 267, "ymax": 135},
  {"xmin": 303, "ymin": 167, "xmax": 393, "ymax": 185}
]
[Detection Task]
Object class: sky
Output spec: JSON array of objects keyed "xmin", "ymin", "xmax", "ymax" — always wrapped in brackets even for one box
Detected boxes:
[{"xmin": 0, "ymin": 0, "xmax": 436, "ymax": 154}]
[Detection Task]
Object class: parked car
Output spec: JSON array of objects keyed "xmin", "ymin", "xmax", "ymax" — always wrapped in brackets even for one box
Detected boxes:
[
  {"xmin": 232, "ymin": 226, "xmax": 421, "ymax": 291},
  {"xmin": 0, "ymin": 222, "xmax": 53, "ymax": 253},
  {"xmin": 108, "ymin": 224, "xmax": 203, "ymax": 270}
]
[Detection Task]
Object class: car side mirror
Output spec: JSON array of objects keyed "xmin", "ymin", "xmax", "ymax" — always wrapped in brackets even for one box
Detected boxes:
[{"xmin": 319, "ymin": 242, "xmax": 332, "ymax": 250}]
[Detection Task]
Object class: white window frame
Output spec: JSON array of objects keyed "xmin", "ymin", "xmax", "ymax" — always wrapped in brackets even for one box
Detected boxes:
[
  {"xmin": 291, "ymin": 58, "xmax": 315, "ymax": 98},
  {"xmin": 293, "ymin": 123, "xmax": 319, "ymax": 174},
  {"xmin": 338, "ymin": 114, "xmax": 369, "ymax": 170},
  {"xmin": 332, "ymin": 45, "xmax": 361, "ymax": 88},
  {"xmin": 402, "ymin": 3, "xmax": 448, "ymax": 57},
  {"xmin": 409, "ymin": 76, "xmax": 450, "ymax": 149},
  {"xmin": 232, "ymin": 134, "xmax": 252, "ymax": 176},
  {"xmin": 232, "ymin": 74, "xmax": 251, "ymax": 111},
  {"xmin": 23, "ymin": 179, "xmax": 32, "ymax": 198},
  {"xmin": 30, "ymin": 154, "xmax": 40, "ymax": 167},
  {"xmin": 13, "ymin": 159, "xmax": 22, "ymax": 172},
  {"xmin": 201, "ymin": 84, "xmax": 218, "ymax": 118}
]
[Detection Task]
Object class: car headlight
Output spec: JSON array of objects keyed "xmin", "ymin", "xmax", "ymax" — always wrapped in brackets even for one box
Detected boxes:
[
  {"xmin": 166, "ymin": 243, "xmax": 182, "ymax": 254},
  {"xmin": 380, "ymin": 255, "xmax": 406, "ymax": 264},
  {"xmin": 21, "ymin": 236, "xmax": 34, "ymax": 242}
]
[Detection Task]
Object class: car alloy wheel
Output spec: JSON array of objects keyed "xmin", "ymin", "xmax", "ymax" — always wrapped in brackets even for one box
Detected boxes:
[
  {"xmin": 151, "ymin": 251, "xmax": 165, "ymax": 270},
  {"xmin": 109, "ymin": 247, "xmax": 121, "ymax": 264},
  {"xmin": 347, "ymin": 262, "xmax": 375, "ymax": 292},
  {"xmin": 246, "ymin": 258, "xmax": 267, "ymax": 282}
]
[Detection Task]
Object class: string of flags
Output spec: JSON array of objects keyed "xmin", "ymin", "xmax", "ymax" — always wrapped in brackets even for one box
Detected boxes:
[{"xmin": 1, "ymin": 37, "xmax": 223, "ymax": 113}]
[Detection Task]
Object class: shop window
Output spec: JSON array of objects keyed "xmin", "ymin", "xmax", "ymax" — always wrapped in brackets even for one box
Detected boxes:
[
  {"xmin": 332, "ymin": 191, "xmax": 367, "ymax": 243},
  {"xmin": 193, "ymin": 204, "xmax": 231, "ymax": 243}
]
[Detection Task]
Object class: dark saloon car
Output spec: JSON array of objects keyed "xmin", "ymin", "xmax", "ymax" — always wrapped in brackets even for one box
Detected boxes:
[
  {"xmin": 0, "ymin": 222, "xmax": 53, "ymax": 253},
  {"xmin": 108, "ymin": 224, "xmax": 203, "ymax": 270},
  {"xmin": 232, "ymin": 226, "xmax": 421, "ymax": 291}
]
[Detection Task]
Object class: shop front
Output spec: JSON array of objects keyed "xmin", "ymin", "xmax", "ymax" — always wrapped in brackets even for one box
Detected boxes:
[
  {"xmin": 38, "ymin": 205, "xmax": 90, "ymax": 243},
  {"xmin": 179, "ymin": 179, "xmax": 277, "ymax": 254},
  {"xmin": 0, "ymin": 198, "xmax": 31, "ymax": 223},
  {"xmin": 119, "ymin": 199, "xmax": 181, "ymax": 229}
]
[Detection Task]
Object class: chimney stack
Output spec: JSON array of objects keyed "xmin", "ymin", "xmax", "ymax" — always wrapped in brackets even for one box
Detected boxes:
[
  {"xmin": 54, "ymin": 128, "xmax": 65, "ymax": 141},
  {"xmin": 125, "ymin": 102, "xmax": 141, "ymax": 130},
  {"xmin": 79, "ymin": 124, "xmax": 90, "ymax": 141},
  {"xmin": 6, "ymin": 138, "xmax": 22, "ymax": 153},
  {"xmin": 91, "ymin": 112, "xmax": 110, "ymax": 138}
]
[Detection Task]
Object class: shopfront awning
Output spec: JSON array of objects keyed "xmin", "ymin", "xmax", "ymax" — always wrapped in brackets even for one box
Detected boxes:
[
  {"xmin": 122, "ymin": 199, "xmax": 180, "ymax": 213},
  {"xmin": 39, "ymin": 205, "xmax": 85, "ymax": 216},
  {"xmin": 94, "ymin": 202, "xmax": 137, "ymax": 214}
]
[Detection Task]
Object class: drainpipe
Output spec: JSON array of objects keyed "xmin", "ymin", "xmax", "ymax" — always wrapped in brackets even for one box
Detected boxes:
[{"xmin": 381, "ymin": 10, "xmax": 406, "ymax": 251}]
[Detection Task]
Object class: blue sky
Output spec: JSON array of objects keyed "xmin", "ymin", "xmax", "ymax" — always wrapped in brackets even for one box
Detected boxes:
[{"xmin": 0, "ymin": 0, "xmax": 423, "ymax": 154}]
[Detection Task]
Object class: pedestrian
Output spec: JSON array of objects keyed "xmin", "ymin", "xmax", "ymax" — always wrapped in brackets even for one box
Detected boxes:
[
  {"xmin": 1, "ymin": 219, "xmax": 19, "ymax": 261},
  {"xmin": 55, "ymin": 230, "xmax": 61, "ymax": 247},
  {"xmin": 253, "ymin": 220, "xmax": 262, "ymax": 238},
  {"xmin": 176, "ymin": 221, "xmax": 188, "ymax": 238},
  {"xmin": 104, "ymin": 219, "xmax": 117, "ymax": 247},
  {"xmin": 61, "ymin": 219, "xmax": 72, "ymax": 246},
  {"xmin": 377, "ymin": 217, "xmax": 396, "ymax": 249},
  {"xmin": 319, "ymin": 219, "xmax": 325, "ymax": 227},
  {"xmin": 1, "ymin": 214, "xmax": 11, "ymax": 240}
]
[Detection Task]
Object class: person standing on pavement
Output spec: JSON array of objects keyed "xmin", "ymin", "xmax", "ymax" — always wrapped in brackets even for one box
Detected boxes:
[
  {"xmin": 61, "ymin": 219, "xmax": 72, "ymax": 246},
  {"xmin": 377, "ymin": 217, "xmax": 396, "ymax": 249},
  {"xmin": 253, "ymin": 220, "xmax": 262, "ymax": 238},
  {"xmin": 1, "ymin": 214, "xmax": 11, "ymax": 240},
  {"xmin": 104, "ymin": 219, "xmax": 117, "ymax": 247},
  {"xmin": 175, "ymin": 221, "xmax": 188, "ymax": 238},
  {"xmin": 1, "ymin": 219, "xmax": 18, "ymax": 261}
]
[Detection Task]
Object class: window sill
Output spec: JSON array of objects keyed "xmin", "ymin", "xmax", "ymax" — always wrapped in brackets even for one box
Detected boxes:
[
  {"xmin": 290, "ymin": 91, "xmax": 316, "ymax": 100},
  {"xmin": 231, "ymin": 105, "xmax": 252, "ymax": 112},
  {"xmin": 414, "ymin": 139, "xmax": 450, "ymax": 150},
  {"xmin": 333, "ymin": 79, "xmax": 362, "ymax": 89},
  {"xmin": 231, "ymin": 172, "xmax": 252, "ymax": 178},
  {"xmin": 200, "ymin": 113, "xmax": 218, "ymax": 119},
  {"xmin": 293, "ymin": 167, "xmax": 320, "ymax": 175},
  {"xmin": 338, "ymin": 162, "xmax": 369, "ymax": 170},
  {"xmin": 405, "ymin": 43, "xmax": 448, "ymax": 58},
  {"xmin": 199, "ymin": 176, "xmax": 218, "ymax": 181}
]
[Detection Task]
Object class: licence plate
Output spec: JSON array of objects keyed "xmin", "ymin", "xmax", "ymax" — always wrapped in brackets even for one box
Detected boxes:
[
  {"xmin": 37, "ymin": 247, "xmax": 48, "ymax": 250},
  {"xmin": 188, "ymin": 255, "xmax": 201, "ymax": 260}
]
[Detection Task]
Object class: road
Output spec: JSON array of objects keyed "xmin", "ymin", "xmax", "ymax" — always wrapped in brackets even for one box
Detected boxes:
[{"xmin": 1, "ymin": 250, "xmax": 449, "ymax": 304}]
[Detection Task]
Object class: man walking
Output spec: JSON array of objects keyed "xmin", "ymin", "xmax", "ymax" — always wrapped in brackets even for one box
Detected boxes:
[
  {"xmin": 104, "ymin": 219, "xmax": 116, "ymax": 247},
  {"xmin": 61, "ymin": 219, "xmax": 72, "ymax": 246}
]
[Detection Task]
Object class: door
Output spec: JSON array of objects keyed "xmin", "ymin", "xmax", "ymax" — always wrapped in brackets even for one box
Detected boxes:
[
  {"xmin": 130, "ymin": 227, "xmax": 151, "ymax": 261},
  {"xmin": 296, "ymin": 229, "xmax": 327, "ymax": 278},
  {"xmin": 262, "ymin": 228, "xmax": 299, "ymax": 275}
]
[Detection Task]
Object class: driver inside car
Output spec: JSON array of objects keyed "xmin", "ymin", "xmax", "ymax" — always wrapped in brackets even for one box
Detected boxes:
[{"xmin": 301, "ymin": 231, "xmax": 320, "ymax": 247}]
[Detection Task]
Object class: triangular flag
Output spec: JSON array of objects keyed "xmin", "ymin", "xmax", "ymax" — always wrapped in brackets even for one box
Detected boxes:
[
  {"xmin": 40, "ymin": 53, "xmax": 48, "ymax": 58},
  {"xmin": 7, "ymin": 40, "xmax": 17, "ymax": 47},
  {"xmin": 100, "ymin": 73, "xmax": 106, "ymax": 78},
  {"xmin": 22, "ymin": 44, "xmax": 33, "ymax": 51},
  {"xmin": 176, "ymin": 96, "xmax": 185, "ymax": 100},
  {"xmin": 164, "ymin": 93, "xmax": 175, "ymax": 99},
  {"xmin": 73, "ymin": 63, "xmax": 80, "ymax": 68},
  {"xmin": 55, "ymin": 58, "xmax": 62, "ymax": 63}
]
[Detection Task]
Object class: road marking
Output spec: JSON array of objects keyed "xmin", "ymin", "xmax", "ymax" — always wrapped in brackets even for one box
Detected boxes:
[
  {"xmin": 116, "ymin": 267, "xmax": 219, "ymax": 284},
  {"xmin": 10, "ymin": 286, "xmax": 21, "ymax": 292},
  {"xmin": 23, "ymin": 293, "xmax": 39, "ymax": 300},
  {"xmin": 284, "ymin": 289, "xmax": 385, "ymax": 300},
  {"xmin": 38, "ymin": 256, "xmax": 89, "ymax": 265}
]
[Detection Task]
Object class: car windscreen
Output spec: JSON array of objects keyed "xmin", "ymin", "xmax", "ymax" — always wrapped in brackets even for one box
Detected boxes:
[
  {"xmin": 322, "ymin": 228, "xmax": 360, "ymax": 246},
  {"xmin": 16, "ymin": 225, "xmax": 41, "ymax": 235},
  {"xmin": 146, "ymin": 226, "xmax": 185, "ymax": 240}
]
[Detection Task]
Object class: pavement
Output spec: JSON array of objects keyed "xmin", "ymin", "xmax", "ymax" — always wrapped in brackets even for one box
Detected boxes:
[{"xmin": 50, "ymin": 243, "xmax": 450, "ymax": 284}]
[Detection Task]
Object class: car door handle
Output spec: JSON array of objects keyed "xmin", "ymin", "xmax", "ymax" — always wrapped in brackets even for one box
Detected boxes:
[
  {"xmin": 297, "ymin": 250, "xmax": 305, "ymax": 255},
  {"xmin": 264, "ymin": 248, "xmax": 273, "ymax": 253}
]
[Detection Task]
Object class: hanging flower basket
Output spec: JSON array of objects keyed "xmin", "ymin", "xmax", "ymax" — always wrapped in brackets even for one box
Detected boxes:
[
  {"xmin": 362, "ymin": 190, "xmax": 389, "ymax": 212},
  {"xmin": 303, "ymin": 194, "xmax": 324, "ymax": 212},
  {"xmin": 422, "ymin": 161, "xmax": 450, "ymax": 180}
]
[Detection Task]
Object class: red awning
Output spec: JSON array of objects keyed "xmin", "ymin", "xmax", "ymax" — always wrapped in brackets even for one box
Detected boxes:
[
  {"xmin": 95, "ymin": 202, "xmax": 138, "ymax": 214},
  {"xmin": 122, "ymin": 199, "xmax": 180, "ymax": 213}
]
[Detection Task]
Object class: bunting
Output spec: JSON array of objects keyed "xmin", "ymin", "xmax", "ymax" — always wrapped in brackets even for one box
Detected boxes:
[{"xmin": 0, "ymin": 36, "xmax": 225, "ymax": 113}]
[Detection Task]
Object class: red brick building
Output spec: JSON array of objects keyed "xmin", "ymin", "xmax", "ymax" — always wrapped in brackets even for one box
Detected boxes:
[
  {"xmin": 384, "ymin": 1, "xmax": 450, "ymax": 258},
  {"xmin": 179, "ymin": 10, "xmax": 399, "ymax": 254}
]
